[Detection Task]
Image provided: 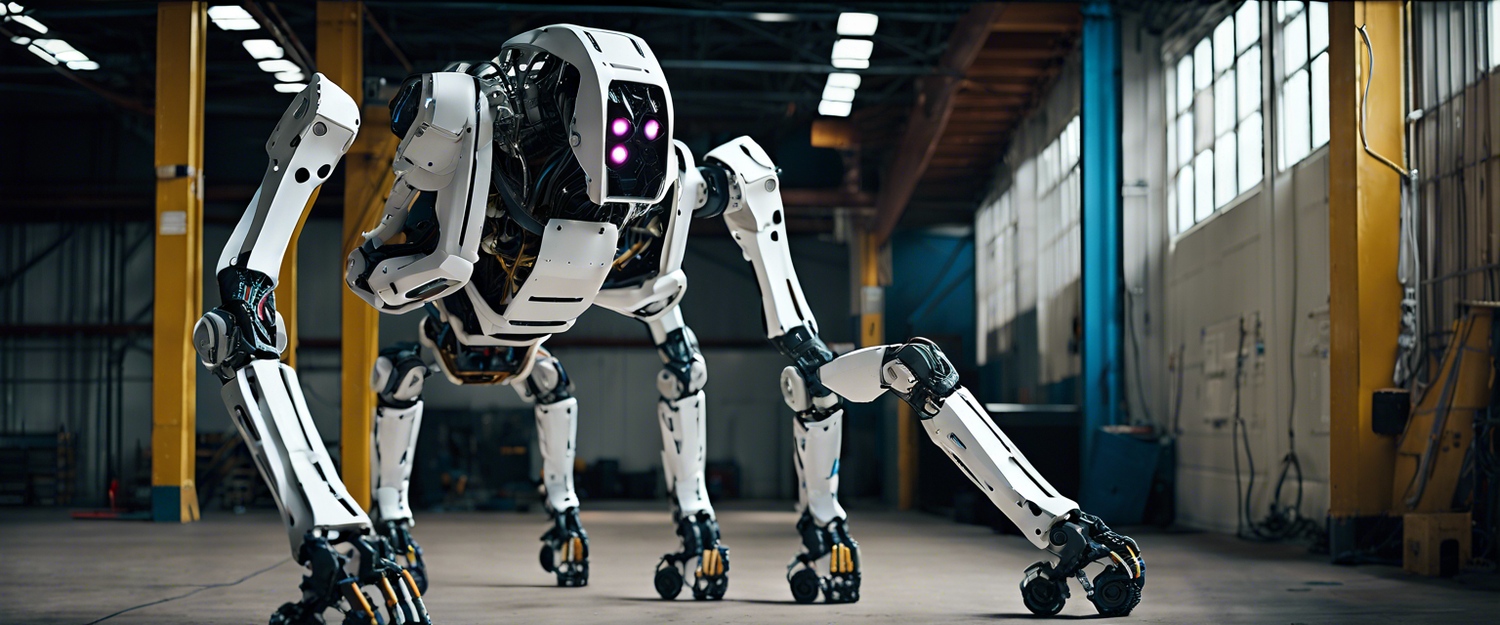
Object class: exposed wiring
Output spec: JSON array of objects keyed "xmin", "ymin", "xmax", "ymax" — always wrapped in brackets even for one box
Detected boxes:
[
  {"xmin": 84, "ymin": 558, "xmax": 291, "ymax": 624},
  {"xmin": 1356, "ymin": 25, "xmax": 1410, "ymax": 179}
]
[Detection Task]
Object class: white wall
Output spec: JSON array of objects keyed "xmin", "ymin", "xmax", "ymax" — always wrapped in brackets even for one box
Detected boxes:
[{"xmin": 1121, "ymin": 8, "xmax": 1332, "ymax": 533}]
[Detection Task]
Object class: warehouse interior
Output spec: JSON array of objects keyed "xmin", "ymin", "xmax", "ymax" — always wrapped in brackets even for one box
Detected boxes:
[{"xmin": 2, "ymin": 1, "xmax": 1499, "ymax": 623}]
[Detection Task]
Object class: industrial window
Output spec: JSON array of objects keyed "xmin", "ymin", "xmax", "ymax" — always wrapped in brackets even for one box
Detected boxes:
[
  {"xmin": 1037, "ymin": 115, "xmax": 1081, "ymax": 322},
  {"xmin": 1277, "ymin": 1, "xmax": 1329, "ymax": 169},
  {"xmin": 975, "ymin": 190, "xmax": 1016, "ymax": 362},
  {"xmin": 1167, "ymin": 1, "xmax": 1263, "ymax": 234}
]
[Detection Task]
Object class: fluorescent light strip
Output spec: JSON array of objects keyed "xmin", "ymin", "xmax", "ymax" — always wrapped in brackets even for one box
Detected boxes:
[
  {"xmin": 275, "ymin": 70, "xmax": 305, "ymax": 83},
  {"xmin": 208, "ymin": 6, "xmax": 258, "ymax": 31},
  {"xmin": 274, "ymin": 82, "xmax": 306, "ymax": 93},
  {"xmin": 25, "ymin": 43, "xmax": 55, "ymax": 64},
  {"xmin": 822, "ymin": 85, "xmax": 856, "ymax": 103},
  {"xmin": 10, "ymin": 14, "xmax": 46, "ymax": 34},
  {"xmin": 818, "ymin": 100, "xmax": 851, "ymax": 117},
  {"xmin": 242, "ymin": 39, "xmax": 283, "ymax": 60},
  {"xmin": 831, "ymin": 39, "xmax": 873, "ymax": 62},
  {"xmin": 258, "ymin": 59, "xmax": 299, "ymax": 73},
  {"xmin": 825, "ymin": 72, "xmax": 861, "ymax": 90},
  {"xmin": 836, "ymin": 12, "xmax": 878, "ymax": 37}
]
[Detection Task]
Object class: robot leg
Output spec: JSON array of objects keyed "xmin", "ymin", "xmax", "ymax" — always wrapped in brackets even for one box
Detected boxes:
[
  {"xmin": 787, "ymin": 408, "xmax": 861, "ymax": 604},
  {"xmin": 215, "ymin": 358, "xmax": 430, "ymax": 625},
  {"xmin": 643, "ymin": 313, "xmax": 728, "ymax": 601},
  {"xmin": 370, "ymin": 342, "xmax": 431, "ymax": 593},
  {"xmin": 926, "ymin": 389, "xmax": 1144, "ymax": 617},
  {"xmin": 514, "ymin": 348, "xmax": 590, "ymax": 587}
]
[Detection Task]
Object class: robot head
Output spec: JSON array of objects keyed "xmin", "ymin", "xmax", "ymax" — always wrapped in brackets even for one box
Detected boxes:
[{"xmin": 493, "ymin": 24, "xmax": 675, "ymax": 229}]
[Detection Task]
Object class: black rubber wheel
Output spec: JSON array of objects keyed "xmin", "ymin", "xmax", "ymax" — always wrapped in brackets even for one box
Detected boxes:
[
  {"xmin": 1021, "ymin": 576, "xmax": 1067, "ymax": 616},
  {"xmin": 1089, "ymin": 567, "xmax": 1142, "ymax": 617},
  {"xmin": 692, "ymin": 573, "xmax": 729, "ymax": 600},
  {"xmin": 789, "ymin": 568, "xmax": 821, "ymax": 604},
  {"xmin": 654, "ymin": 564, "xmax": 684, "ymax": 600},
  {"xmin": 539, "ymin": 544, "xmax": 555, "ymax": 573}
]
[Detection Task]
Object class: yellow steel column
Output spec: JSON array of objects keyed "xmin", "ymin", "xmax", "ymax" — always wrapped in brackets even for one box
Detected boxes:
[
  {"xmin": 151, "ymin": 1, "xmax": 206, "ymax": 523},
  {"xmin": 276, "ymin": 190, "xmax": 318, "ymax": 368},
  {"xmin": 1327, "ymin": 1, "xmax": 1403, "ymax": 535},
  {"xmin": 318, "ymin": 0, "xmax": 381, "ymax": 510},
  {"xmin": 859, "ymin": 232, "xmax": 915, "ymax": 510}
]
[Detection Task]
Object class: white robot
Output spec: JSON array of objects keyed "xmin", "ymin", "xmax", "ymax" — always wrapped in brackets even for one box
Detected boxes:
[{"xmin": 194, "ymin": 24, "xmax": 1144, "ymax": 624}]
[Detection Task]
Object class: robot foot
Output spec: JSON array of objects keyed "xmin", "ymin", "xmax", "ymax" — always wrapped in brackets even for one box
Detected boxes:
[
  {"xmin": 787, "ymin": 512, "xmax": 861, "ymax": 604},
  {"xmin": 270, "ymin": 533, "xmax": 432, "ymax": 625},
  {"xmin": 539, "ymin": 507, "xmax": 590, "ymax": 587},
  {"xmin": 1019, "ymin": 512, "xmax": 1144, "ymax": 617},
  {"xmin": 378, "ymin": 521, "xmax": 429, "ymax": 594},
  {"xmin": 653, "ymin": 511, "xmax": 730, "ymax": 601}
]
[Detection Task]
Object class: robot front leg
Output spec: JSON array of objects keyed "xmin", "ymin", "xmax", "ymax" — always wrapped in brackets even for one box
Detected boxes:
[
  {"xmin": 370, "ymin": 342, "xmax": 431, "ymax": 593},
  {"xmin": 513, "ymin": 347, "xmax": 590, "ymax": 587},
  {"xmin": 787, "ymin": 406, "xmax": 861, "ymax": 604},
  {"xmin": 821, "ymin": 340, "xmax": 1144, "ymax": 617},
  {"xmin": 201, "ymin": 352, "xmax": 431, "ymax": 625},
  {"xmin": 645, "ymin": 314, "xmax": 729, "ymax": 601}
]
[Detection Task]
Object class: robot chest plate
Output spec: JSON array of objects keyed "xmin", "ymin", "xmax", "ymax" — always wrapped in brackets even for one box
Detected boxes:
[{"xmin": 463, "ymin": 219, "xmax": 619, "ymax": 336}]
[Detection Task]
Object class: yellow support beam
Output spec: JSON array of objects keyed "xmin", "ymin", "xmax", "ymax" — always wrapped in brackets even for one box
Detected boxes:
[
  {"xmin": 318, "ymin": 0, "xmax": 383, "ymax": 510},
  {"xmin": 1327, "ymin": 1, "xmax": 1403, "ymax": 529},
  {"xmin": 151, "ymin": 1, "xmax": 206, "ymax": 523},
  {"xmin": 276, "ymin": 189, "xmax": 319, "ymax": 368}
]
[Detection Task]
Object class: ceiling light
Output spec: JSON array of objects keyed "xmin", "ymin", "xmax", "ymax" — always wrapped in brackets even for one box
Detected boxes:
[
  {"xmin": 818, "ymin": 100, "xmax": 852, "ymax": 117},
  {"xmin": 9, "ymin": 14, "xmax": 47, "ymax": 34},
  {"xmin": 836, "ymin": 12, "xmax": 878, "ymax": 37},
  {"xmin": 9, "ymin": 35, "xmax": 30, "ymax": 45},
  {"xmin": 274, "ymin": 82, "xmax": 306, "ymax": 93},
  {"xmin": 53, "ymin": 49, "xmax": 86, "ymax": 62},
  {"xmin": 242, "ymin": 39, "xmax": 283, "ymax": 60},
  {"xmin": 32, "ymin": 38, "xmax": 73, "ymax": 54},
  {"xmin": 25, "ymin": 43, "xmax": 55, "ymax": 64},
  {"xmin": 822, "ymin": 85, "xmax": 856, "ymax": 103},
  {"xmin": 826, "ymin": 72, "xmax": 861, "ymax": 90},
  {"xmin": 831, "ymin": 39, "xmax": 873, "ymax": 62},
  {"xmin": 750, "ymin": 12, "xmax": 796, "ymax": 22},
  {"xmin": 830, "ymin": 58, "xmax": 869, "ymax": 70},
  {"xmin": 275, "ymin": 70, "xmax": 305, "ymax": 83},
  {"xmin": 65, "ymin": 59, "xmax": 98, "ymax": 70},
  {"xmin": 208, "ymin": 5, "xmax": 258, "ymax": 31},
  {"xmin": 257, "ymin": 59, "xmax": 299, "ymax": 73},
  {"xmin": 7, "ymin": 3, "xmax": 21, "ymax": 12}
]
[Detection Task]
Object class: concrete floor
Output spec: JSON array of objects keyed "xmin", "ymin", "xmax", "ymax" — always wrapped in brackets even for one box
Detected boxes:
[{"xmin": 3, "ymin": 504, "xmax": 1497, "ymax": 624}]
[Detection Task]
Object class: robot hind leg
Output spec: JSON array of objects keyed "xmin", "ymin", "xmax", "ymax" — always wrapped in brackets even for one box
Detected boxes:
[
  {"xmin": 516, "ymin": 348, "xmax": 590, "ymax": 588},
  {"xmin": 925, "ymin": 387, "xmax": 1144, "ymax": 617},
  {"xmin": 787, "ymin": 408, "xmax": 861, "ymax": 604},
  {"xmin": 370, "ymin": 341, "xmax": 431, "ymax": 593}
]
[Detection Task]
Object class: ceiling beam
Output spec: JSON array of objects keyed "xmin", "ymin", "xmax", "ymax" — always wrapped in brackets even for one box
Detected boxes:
[{"xmin": 871, "ymin": 2, "xmax": 1007, "ymax": 245}]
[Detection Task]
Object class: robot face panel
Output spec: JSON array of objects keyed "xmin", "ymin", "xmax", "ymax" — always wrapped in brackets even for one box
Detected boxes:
[
  {"xmin": 603, "ymin": 81, "xmax": 671, "ymax": 200},
  {"xmin": 499, "ymin": 24, "xmax": 675, "ymax": 209}
]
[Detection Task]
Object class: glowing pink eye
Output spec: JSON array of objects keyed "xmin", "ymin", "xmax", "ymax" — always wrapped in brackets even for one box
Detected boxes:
[
  {"xmin": 643, "ymin": 119, "xmax": 661, "ymax": 140},
  {"xmin": 611, "ymin": 118, "xmax": 630, "ymax": 137},
  {"xmin": 609, "ymin": 145, "xmax": 629, "ymax": 165}
]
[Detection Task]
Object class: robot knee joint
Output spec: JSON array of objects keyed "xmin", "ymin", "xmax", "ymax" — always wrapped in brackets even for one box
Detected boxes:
[
  {"xmin": 372, "ymin": 343, "xmax": 427, "ymax": 408},
  {"xmin": 656, "ymin": 327, "xmax": 707, "ymax": 399},
  {"xmin": 523, "ymin": 353, "xmax": 573, "ymax": 404}
]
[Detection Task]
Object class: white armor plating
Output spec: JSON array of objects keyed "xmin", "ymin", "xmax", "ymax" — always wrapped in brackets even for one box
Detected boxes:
[
  {"xmin": 707, "ymin": 137, "xmax": 819, "ymax": 338},
  {"xmin": 459, "ymin": 219, "xmax": 620, "ymax": 339},
  {"xmin": 224, "ymin": 360, "xmax": 370, "ymax": 552},
  {"xmin": 657, "ymin": 390, "xmax": 712, "ymax": 518},
  {"xmin": 346, "ymin": 72, "xmax": 493, "ymax": 313},
  {"xmin": 794, "ymin": 410, "xmax": 848, "ymax": 525},
  {"xmin": 220, "ymin": 74, "xmax": 358, "ymax": 282},
  {"xmin": 372, "ymin": 401, "xmax": 423, "ymax": 525},
  {"xmin": 924, "ymin": 389, "xmax": 1078, "ymax": 548},
  {"xmin": 502, "ymin": 24, "xmax": 675, "ymax": 205},
  {"xmin": 535, "ymin": 397, "xmax": 581, "ymax": 513}
]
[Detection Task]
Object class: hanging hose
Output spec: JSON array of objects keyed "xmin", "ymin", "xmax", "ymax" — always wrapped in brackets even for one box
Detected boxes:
[{"xmin": 1357, "ymin": 24, "xmax": 1422, "ymax": 387}]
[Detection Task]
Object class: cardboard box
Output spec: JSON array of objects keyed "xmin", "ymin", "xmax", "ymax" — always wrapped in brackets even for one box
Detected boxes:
[{"xmin": 1403, "ymin": 512, "xmax": 1470, "ymax": 576}]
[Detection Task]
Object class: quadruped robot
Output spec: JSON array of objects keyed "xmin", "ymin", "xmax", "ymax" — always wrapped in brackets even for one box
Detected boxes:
[{"xmin": 193, "ymin": 24, "xmax": 1145, "ymax": 624}]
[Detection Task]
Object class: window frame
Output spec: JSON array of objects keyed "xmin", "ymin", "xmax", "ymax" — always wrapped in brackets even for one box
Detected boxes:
[
  {"xmin": 1165, "ymin": 0, "xmax": 1267, "ymax": 237},
  {"xmin": 1275, "ymin": 0, "xmax": 1330, "ymax": 171}
]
